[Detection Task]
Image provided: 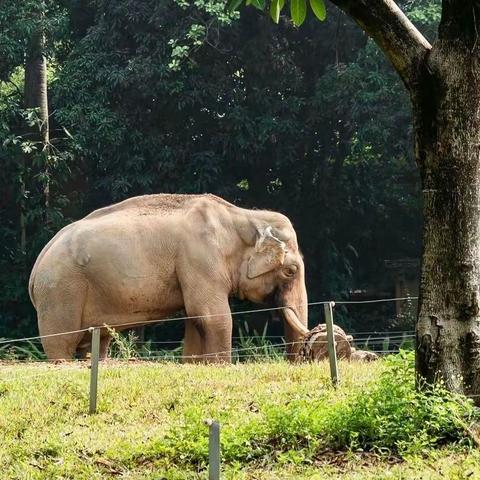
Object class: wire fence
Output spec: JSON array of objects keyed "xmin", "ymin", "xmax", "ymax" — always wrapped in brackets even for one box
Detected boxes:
[
  {"xmin": 0, "ymin": 295, "xmax": 418, "ymax": 346},
  {"xmin": 0, "ymin": 296, "xmax": 420, "ymax": 417},
  {"xmin": 0, "ymin": 336, "xmax": 416, "ymax": 365},
  {"xmin": 0, "ymin": 295, "xmax": 419, "ymax": 364},
  {"xmin": 0, "ymin": 296, "xmax": 419, "ymax": 366}
]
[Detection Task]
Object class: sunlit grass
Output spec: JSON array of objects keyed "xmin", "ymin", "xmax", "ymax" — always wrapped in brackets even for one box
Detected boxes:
[{"xmin": 0, "ymin": 359, "xmax": 478, "ymax": 479}]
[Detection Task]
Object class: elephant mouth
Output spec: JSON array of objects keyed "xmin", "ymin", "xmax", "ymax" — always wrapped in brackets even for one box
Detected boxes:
[{"xmin": 263, "ymin": 286, "xmax": 282, "ymax": 308}]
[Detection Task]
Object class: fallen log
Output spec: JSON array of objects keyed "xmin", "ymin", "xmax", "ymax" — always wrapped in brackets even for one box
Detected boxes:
[{"xmin": 297, "ymin": 323, "xmax": 378, "ymax": 362}]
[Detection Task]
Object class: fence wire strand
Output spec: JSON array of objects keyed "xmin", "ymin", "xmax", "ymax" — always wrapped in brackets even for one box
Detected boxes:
[
  {"xmin": 335, "ymin": 296, "xmax": 418, "ymax": 305},
  {"xmin": 0, "ymin": 336, "xmax": 415, "ymax": 367},
  {"xmin": 0, "ymin": 296, "xmax": 418, "ymax": 347}
]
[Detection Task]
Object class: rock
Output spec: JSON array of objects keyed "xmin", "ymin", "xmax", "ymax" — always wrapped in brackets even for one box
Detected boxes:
[{"xmin": 298, "ymin": 324, "xmax": 352, "ymax": 361}]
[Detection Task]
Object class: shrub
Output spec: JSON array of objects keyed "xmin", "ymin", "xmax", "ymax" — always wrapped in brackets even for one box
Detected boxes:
[{"xmin": 323, "ymin": 350, "xmax": 478, "ymax": 455}]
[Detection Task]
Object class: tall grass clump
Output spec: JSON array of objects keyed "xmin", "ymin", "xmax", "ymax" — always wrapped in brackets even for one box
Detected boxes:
[
  {"xmin": 234, "ymin": 321, "xmax": 284, "ymax": 362},
  {"xmin": 107, "ymin": 328, "xmax": 141, "ymax": 359},
  {"xmin": 0, "ymin": 339, "xmax": 46, "ymax": 360},
  {"xmin": 107, "ymin": 328, "xmax": 184, "ymax": 360}
]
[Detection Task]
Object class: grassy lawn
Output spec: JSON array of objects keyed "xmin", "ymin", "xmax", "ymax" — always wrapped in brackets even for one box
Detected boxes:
[{"xmin": 0, "ymin": 358, "xmax": 479, "ymax": 479}]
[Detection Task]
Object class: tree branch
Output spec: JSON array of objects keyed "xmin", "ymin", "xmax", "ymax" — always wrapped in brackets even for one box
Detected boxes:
[{"xmin": 328, "ymin": 0, "xmax": 431, "ymax": 88}]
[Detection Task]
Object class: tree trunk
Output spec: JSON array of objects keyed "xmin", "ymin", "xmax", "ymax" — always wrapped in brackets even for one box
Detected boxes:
[
  {"xmin": 21, "ymin": 5, "xmax": 49, "ymax": 251},
  {"xmin": 414, "ymin": 40, "xmax": 480, "ymax": 401},
  {"xmin": 25, "ymin": 24, "xmax": 50, "ymax": 203}
]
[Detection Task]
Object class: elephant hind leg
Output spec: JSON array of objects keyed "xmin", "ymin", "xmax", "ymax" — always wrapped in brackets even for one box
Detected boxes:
[
  {"xmin": 36, "ymin": 278, "xmax": 87, "ymax": 361},
  {"xmin": 75, "ymin": 333, "xmax": 111, "ymax": 360},
  {"xmin": 183, "ymin": 320, "xmax": 204, "ymax": 363},
  {"xmin": 99, "ymin": 335, "xmax": 112, "ymax": 360},
  {"xmin": 183, "ymin": 309, "xmax": 232, "ymax": 364},
  {"xmin": 41, "ymin": 333, "xmax": 83, "ymax": 361},
  {"xmin": 75, "ymin": 332, "xmax": 91, "ymax": 359}
]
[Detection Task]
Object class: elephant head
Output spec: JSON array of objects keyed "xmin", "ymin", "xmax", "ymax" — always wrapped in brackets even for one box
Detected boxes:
[{"xmin": 237, "ymin": 219, "xmax": 309, "ymax": 359}]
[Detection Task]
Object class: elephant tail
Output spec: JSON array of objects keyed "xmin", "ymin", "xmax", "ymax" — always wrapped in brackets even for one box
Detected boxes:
[{"xmin": 28, "ymin": 267, "xmax": 36, "ymax": 309}]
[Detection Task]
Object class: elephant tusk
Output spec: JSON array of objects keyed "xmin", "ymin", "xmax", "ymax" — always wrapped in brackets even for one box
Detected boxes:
[{"xmin": 283, "ymin": 306, "xmax": 309, "ymax": 336}]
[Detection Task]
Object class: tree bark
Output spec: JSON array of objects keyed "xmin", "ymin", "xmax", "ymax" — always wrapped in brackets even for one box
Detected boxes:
[
  {"xmin": 25, "ymin": 25, "xmax": 50, "ymax": 203},
  {"xmin": 413, "ymin": 39, "xmax": 480, "ymax": 401}
]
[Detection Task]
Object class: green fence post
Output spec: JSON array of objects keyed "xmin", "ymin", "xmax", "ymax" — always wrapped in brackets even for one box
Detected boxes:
[
  {"xmin": 324, "ymin": 301, "xmax": 339, "ymax": 386},
  {"xmin": 204, "ymin": 419, "xmax": 221, "ymax": 480},
  {"xmin": 89, "ymin": 327, "xmax": 101, "ymax": 414}
]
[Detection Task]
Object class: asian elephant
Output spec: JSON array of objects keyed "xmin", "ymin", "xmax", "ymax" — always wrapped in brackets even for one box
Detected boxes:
[{"xmin": 29, "ymin": 194, "xmax": 309, "ymax": 362}]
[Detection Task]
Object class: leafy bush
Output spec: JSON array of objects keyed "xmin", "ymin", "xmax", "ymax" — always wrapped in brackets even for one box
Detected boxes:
[{"xmin": 323, "ymin": 350, "xmax": 478, "ymax": 455}]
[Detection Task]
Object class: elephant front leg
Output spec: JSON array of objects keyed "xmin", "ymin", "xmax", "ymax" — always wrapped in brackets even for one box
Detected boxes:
[
  {"xmin": 183, "ymin": 298, "xmax": 233, "ymax": 364},
  {"xmin": 201, "ymin": 315, "xmax": 233, "ymax": 363}
]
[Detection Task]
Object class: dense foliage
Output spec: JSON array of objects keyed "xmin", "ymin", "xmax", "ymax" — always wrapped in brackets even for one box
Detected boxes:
[{"xmin": 0, "ymin": 0, "xmax": 440, "ymax": 339}]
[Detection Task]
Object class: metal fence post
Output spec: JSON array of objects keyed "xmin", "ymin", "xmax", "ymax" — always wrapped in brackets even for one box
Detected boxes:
[
  {"xmin": 324, "ymin": 301, "xmax": 339, "ymax": 386},
  {"xmin": 89, "ymin": 327, "xmax": 101, "ymax": 414},
  {"xmin": 204, "ymin": 419, "xmax": 221, "ymax": 480}
]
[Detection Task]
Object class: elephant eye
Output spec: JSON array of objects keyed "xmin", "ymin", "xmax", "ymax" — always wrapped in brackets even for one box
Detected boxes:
[{"xmin": 284, "ymin": 265, "xmax": 298, "ymax": 277}]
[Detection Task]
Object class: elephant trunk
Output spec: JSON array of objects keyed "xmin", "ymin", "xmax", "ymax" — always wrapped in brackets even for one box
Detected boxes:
[{"xmin": 278, "ymin": 272, "xmax": 308, "ymax": 361}]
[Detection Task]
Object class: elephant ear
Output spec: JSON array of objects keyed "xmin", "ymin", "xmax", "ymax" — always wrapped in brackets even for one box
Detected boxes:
[{"xmin": 247, "ymin": 226, "xmax": 287, "ymax": 279}]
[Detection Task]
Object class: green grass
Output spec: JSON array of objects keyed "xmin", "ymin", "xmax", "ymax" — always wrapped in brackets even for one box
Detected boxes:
[{"xmin": 0, "ymin": 355, "xmax": 479, "ymax": 479}]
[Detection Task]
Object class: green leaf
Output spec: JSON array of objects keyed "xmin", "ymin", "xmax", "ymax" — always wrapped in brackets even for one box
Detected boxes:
[
  {"xmin": 290, "ymin": 0, "xmax": 306, "ymax": 26},
  {"xmin": 250, "ymin": 0, "xmax": 265, "ymax": 9},
  {"xmin": 270, "ymin": 0, "xmax": 285, "ymax": 23},
  {"xmin": 310, "ymin": 0, "xmax": 326, "ymax": 21},
  {"xmin": 226, "ymin": 0, "xmax": 244, "ymax": 11}
]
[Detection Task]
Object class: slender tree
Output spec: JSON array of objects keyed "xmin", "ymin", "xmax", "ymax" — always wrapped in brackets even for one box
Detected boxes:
[
  {"xmin": 21, "ymin": 0, "xmax": 50, "ymax": 251},
  {"xmin": 235, "ymin": 0, "xmax": 480, "ymax": 401}
]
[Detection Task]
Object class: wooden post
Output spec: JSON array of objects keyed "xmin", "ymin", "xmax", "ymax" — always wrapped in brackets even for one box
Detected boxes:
[
  {"xmin": 89, "ymin": 327, "xmax": 101, "ymax": 414},
  {"xmin": 324, "ymin": 301, "xmax": 339, "ymax": 386},
  {"xmin": 205, "ymin": 419, "xmax": 221, "ymax": 480}
]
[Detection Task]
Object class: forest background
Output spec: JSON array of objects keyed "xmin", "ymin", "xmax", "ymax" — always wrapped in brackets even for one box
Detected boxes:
[{"xmin": 0, "ymin": 0, "xmax": 439, "ymax": 341}]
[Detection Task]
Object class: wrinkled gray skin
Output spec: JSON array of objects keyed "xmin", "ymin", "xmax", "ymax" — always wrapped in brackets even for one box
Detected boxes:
[{"xmin": 29, "ymin": 194, "xmax": 309, "ymax": 362}]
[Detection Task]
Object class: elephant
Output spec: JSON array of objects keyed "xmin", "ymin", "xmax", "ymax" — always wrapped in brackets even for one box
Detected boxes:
[{"xmin": 29, "ymin": 194, "xmax": 309, "ymax": 362}]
